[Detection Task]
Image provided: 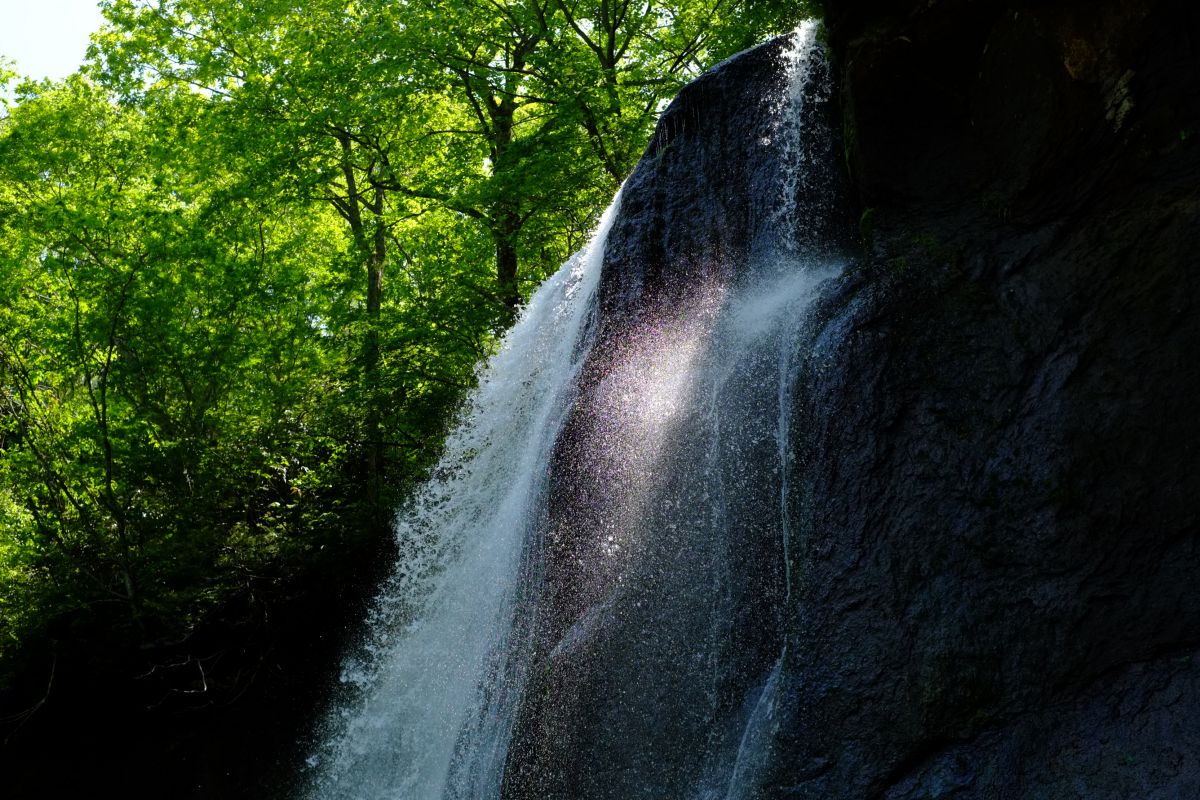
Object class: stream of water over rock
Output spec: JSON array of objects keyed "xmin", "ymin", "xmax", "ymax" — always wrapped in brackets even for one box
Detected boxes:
[{"xmin": 303, "ymin": 21, "xmax": 843, "ymax": 800}]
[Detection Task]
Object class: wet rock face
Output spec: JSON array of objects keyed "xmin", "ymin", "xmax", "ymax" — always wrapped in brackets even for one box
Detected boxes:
[
  {"xmin": 504, "ymin": 0, "xmax": 1200, "ymax": 797},
  {"xmin": 596, "ymin": 36, "xmax": 847, "ymax": 320},
  {"xmin": 770, "ymin": 0, "xmax": 1200, "ymax": 797},
  {"xmin": 502, "ymin": 37, "xmax": 852, "ymax": 800}
]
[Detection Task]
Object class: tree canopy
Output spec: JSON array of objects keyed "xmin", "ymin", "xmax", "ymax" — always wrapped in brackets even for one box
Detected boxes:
[{"xmin": 0, "ymin": 0, "xmax": 808, "ymax": 688}]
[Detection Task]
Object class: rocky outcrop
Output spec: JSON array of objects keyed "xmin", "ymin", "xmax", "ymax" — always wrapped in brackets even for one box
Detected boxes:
[
  {"xmin": 767, "ymin": 0, "xmax": 1200, "ymax": 796},
  {"xmin": 502, "ymin": 38, "xmax": 853, "ymax": 800},
  {"xmin": 506, "ymin": 0, "xmax": 1200, "ymax": 797}
]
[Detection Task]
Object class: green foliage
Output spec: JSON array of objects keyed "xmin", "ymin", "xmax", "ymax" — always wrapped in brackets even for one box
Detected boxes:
[
  {"xmin": 0, "ymin": 0, "xmax": 805, "ymax": 676},
  {"xmin": 0, "ymin": 78, "xmax": 350, "ymax": 654}
]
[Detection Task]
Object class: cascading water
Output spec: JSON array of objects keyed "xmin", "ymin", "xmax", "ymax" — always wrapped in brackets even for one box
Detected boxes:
[
  {"xmin": 303, "ymin": 195, "xmax": 621, "ymax": 800},
  {"xmin": 304, "ymin": 20, "xmax": 843, "ymax": 800}
]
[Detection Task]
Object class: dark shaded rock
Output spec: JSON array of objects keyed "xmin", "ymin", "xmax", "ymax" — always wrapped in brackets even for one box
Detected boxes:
[
  {"xmin": 507, "ymin": 0, "xmax": 1200, "ymax": 797},
  {"xmin": 597, "ymin": 35, "xmax": 850, "ymax": 320},
  {"xmin": 883, "ymin": 650, "xmax": 1200, "ymax": 799},
  {"xmin": 761, "ymin": 0, "xmax": 1200, "ymax": 796}
]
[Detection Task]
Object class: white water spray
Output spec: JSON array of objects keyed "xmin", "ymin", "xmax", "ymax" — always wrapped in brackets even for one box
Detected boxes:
[
  {"xmin": 769, "ymin": 19, "xmax": 833, "ymax": 254},
  {"xmin": 304, "ymin": 192, "xmax": 622, "ymax": 800}
]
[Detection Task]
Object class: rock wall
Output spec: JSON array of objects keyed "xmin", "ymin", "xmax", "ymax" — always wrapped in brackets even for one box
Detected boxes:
[
  {"xmin": 499, "ymin": 1, "xmax": 1200, "ymax": 796},
  {"xmin": 768, "ymin": 0, "xmax": 1200, "ymax": 796},
  {"xmin": 502, "ymin": 38, "xmax": 852, "ymax": 800}
]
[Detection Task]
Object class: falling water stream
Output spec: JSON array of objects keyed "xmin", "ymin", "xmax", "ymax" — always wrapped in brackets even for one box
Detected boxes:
[
  {"xmin": 305, "ymin": 21, "xmax": 840, "ymax": 800},
  {"xmin": 304, "ymin": 193, "xmax": 620, "ymax": 800}
]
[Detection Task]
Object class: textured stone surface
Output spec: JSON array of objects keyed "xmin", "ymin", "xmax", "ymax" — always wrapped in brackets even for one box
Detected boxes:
[
  {"xmin": 506, "ymin": 0, "xmax": 1200, "ymax": 797},
  {"xmin": 882, "ymin": 650, "xmax": 1200, "ymax": 799},
  {"xmin": 767, "ymin": 0, "xmax": 1200, "ymax": 796},
  {"xmin": 502, "ymin": 37, "xmax": 853, "ymax": 800}
]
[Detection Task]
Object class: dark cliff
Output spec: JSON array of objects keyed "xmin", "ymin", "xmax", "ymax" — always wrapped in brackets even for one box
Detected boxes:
[
  {"xmin": 775, "ymin": 0, "xmax": 1200, "ymax": 796},
  {"xmin": 507, "ymin": 0, "xmax": 1200, "ymax": 797}
]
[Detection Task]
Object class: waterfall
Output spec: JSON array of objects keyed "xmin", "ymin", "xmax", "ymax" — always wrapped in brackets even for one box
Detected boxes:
[
  {"xmin": 303, "ymin": 194, "xmax": 621, "ymax": 800},
  {"xmin": 303, "ymin": 20, "xmax": 841, "ymax": 800}
]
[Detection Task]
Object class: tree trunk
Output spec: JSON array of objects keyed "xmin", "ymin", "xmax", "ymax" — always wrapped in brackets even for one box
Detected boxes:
[
  {"xmin": 494, "ymin": 208, "xmax": 521, "ymax": 313},
  {"xmin": 334, "ymin": 132, "xmax": 389, "ymax": 534},
  {"xmin": 490, "ymin": 95, "xmax": 523, "ymax": 315},
  {"xmin": 365, "ymin": 186, "xmax": 387, "ymax": 532}
]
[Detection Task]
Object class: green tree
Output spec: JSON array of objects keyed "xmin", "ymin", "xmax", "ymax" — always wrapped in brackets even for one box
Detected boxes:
[
  {"xmin": 92, "ymin": 0, "xmax": 798, "ymax": 308},
  {"xmin": 92, "ymin": 0, "xmax": 505, "ymax": 523},
  {"xmin": 0, "ymin": 0, "xmax": 808, "ymax": 679},
  {"xmin": 0, "ymin": 76, "xmax": 346, "ymax": 651}
]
